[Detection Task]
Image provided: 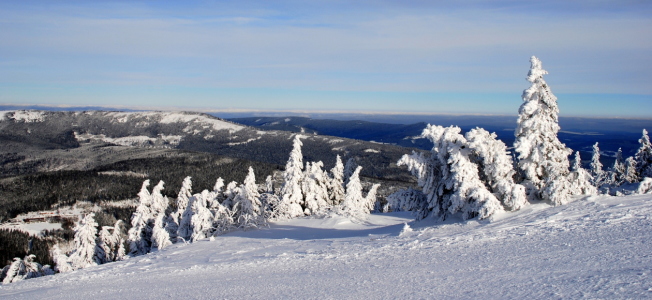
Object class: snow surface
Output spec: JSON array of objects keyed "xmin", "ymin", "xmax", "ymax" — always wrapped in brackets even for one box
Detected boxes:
[
  {"xmin": 1, "ymin": 111, "xmax": 45, "ymax": 123},
  {"xmin": 2, "ymin": 195, "xmax": 652, "ymax": 299},
  {"xmin": 0, "ymin": 222, "xmax": 61, "ymax": 236},
  {"xmin": 75, "ymin": 133, "xmax": 183, "ymax": 147},
  {"xmin": 101, "ymin": 112, "xmax": 244, "ymax": 134}
]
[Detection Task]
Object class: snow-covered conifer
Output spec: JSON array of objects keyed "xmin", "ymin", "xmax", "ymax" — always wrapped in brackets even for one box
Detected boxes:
[
  {"xmin": 264, "ymin": 175, "xmax": 274, "ymax": 194},
  {"xmin": 569, "ymin": 152, "xmax": 597, "ymax": 195},
  {"xmin": 128, "ymin": 180, "xmax": 154, "ymax": 256},
  {"xmin": 176, "ymin": 177, "xmax": 195, "ymax": 242},
  {"xmin": 149, "ymin": 180, "xmax": 168, "ymax": 218},
  {"xmin": 635, "ymin": 129, "xmax": 652, "ymax": 179},
  {"xmin": 302, "ymin": 161, "xmax": 330, "ymax": 215},
  {"xmin": 397, "ymin": 151, "xmax": 440, "ymax": 220},
  {"xmin": 465, "ymin": 127, "xmax": 527, "ymax": 211},
  {"xmin": 399, "ymin": 125, "xmax": 503, "ymax": 220},
  {"xmin": 277, "ymin": 136, "xmax": 305, "ymax": 219},
  {"xmin": 151, "ymin": 214, "xmax": 173, "ymax": 250},
  {"xmin": 190, "ymin": 190, "xmax": 215, "ymax": 241},
  {"xmin": 343, "ymin": 157, "xmax": 358, "ymax": 185},
  {"xmin": 328, "ymin": 155, "xmax": 345, "ymax": 205},
  {"xmin": 51, "ymin": 244, "xmax": 73, "ymax": 273},
  {"xmin": 221, "ymin": 181, "xmax": 239, "ymax": 210},
  {"xmin": 624, "ymin": 157, "xmax": 638, "ymax": 183},
  {"xmin": 70, "ymin": 213, "xmax": 101, "ymax": 269},
  {"xmin": 2, "ymin": 258, "xmax": 26, "ymax": 284},
  {"xmin": 340, "ymin": 166, "xmax": 365, "ymax": 217},
  {"xmin": 23, "ymin": 254, "xmax": 53, "ymax": 279},
  {"xmin": 590, "ymin": 142, "xmax": 605, "ymax": 186},
  {"xmin": 514, "ymin": 56, "xmax": 573, "ymax": 204},
  {"xmin": 383, "ymin": 188, "xmax": 426, "ymax": 213},
  {"xmin": 610, "ymin": 148, "xmax": 626, "ymax": 185},
  {"xmin": 362, "ymin": 183, "xmax": 381, "ymax": 213},
  {"xmin": 234, "ymin": 167, "xmax": 264, "ymax": 228}
]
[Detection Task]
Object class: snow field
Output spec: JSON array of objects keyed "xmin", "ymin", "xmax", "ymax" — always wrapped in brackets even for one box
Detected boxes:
[{"xmin": 1, "ymin": 194, "xmax": 651, "ymax": 299}]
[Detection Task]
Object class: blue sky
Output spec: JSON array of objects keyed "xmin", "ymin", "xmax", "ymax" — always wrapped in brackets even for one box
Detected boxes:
[{"xmin": 1, "ymin": 0, "xmax": 651, "ymax": 117}]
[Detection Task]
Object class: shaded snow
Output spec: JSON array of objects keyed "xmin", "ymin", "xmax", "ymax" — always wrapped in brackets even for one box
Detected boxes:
[{"xmin": 1, "ymin": 195, "xmax": 652, "ymax": 299}]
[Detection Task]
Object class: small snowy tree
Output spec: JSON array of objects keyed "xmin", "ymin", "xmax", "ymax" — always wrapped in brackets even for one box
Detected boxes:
[
  {"xmin": 624, "ymin": 157, "xmax": 638, "ymax": 184},
  {"xmin": 51, "ymin": 244, "xmax": 73, "ymax": 273},
  {"xmin": 302, "ymin": 161, "xmax": 330, "ymax": 215},
  {"xmin": 277, "ymin": 135, "xmax": 305, "ymax": 219},
  {"xmin": 400, "ymin": 125, "xmax": 503, "ymax": 220},
  {"xmin": 151, "ymin": 214, "xmax": 172, "ymax": 250},
  {"xmin": 234, "ymin": 167, "xmax": 264, "ymax": 229},
  {"xmin": 264, "ymin": 175, "xmax": 274, "ymax": 194},
  {"xmin": 176, "ymin": 177, "xmax": 195, "ymax": 242},
  {"xmin": 610, "ymin": 148, "xmax": 626, "ymax": 186},
  {"xmin": 514, "ymin": 56, "xmax": 574, "ymax": 205},
  {"xmin": 343, "ymin": 157, "xmax": 358, "ymax": 185},
  {"xmin": 69, "ymin": 213, "xmax": 101, "ymax": 269},
  {"xmin": 590, "ymin": 142, "xmax": 605, "ymax": 186},
  {"xmin": 635, "ymin": 129, "xmax": 652, "ymax": 179},
  {"xmin": 328, "ymin": 155, "xmax": 346, "ymax": 206},
  {"xmin": 2, "ymin": 258, "xmax": 26, "ymax": 284},
  {"xmin": 465, "ymin": 127, "xmax": 527, "ymax": 211},
  {"xmin": 569, "ymin": 152, "xmax": 597, "ymax": 195},
  {"xmin": 340, "ymin": 166, "xmax": 365, "ymax": 217},
  {"xmin": 128, "ymin": 180, "xmax": 153, "ymax": 256},
  {"xmin": 190, "ymin": 190, "xmax": 215, "ymax": 241}
]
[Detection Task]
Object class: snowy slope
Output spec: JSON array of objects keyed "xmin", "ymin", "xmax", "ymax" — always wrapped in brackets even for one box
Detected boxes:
[{"xmin": 1, "ymin": 195, "xmax": 651, "ymax": 299}]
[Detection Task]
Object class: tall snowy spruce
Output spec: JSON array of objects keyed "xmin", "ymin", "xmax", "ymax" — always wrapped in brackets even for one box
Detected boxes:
[
  {"xmin": 302, "ymin": 161, "xmax": 330, "ymax": 215},
  {"xmin": 277, "ymin": 135, "xmax": 306, "ymax": 219},
  {"xmin": 190, "ymin": 190, "xmax": 215, "ymax": 241},
  {"xmin": 514, "ymin": 56, "xmax": 574, "ymax": 205},
  {"xmin": 340, "ymin": 166, "xmax": 379, "ymax": 218}
]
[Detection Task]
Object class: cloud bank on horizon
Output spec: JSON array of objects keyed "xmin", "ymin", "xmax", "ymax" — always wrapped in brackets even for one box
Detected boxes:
[{"xmin": 0, "ymin": 0, "xmax": 651, "ymax": 117}]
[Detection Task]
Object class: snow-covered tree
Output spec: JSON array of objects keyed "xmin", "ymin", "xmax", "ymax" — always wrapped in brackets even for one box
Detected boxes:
[
  {"xmin": 397, "ymin": 151, "xmax": 440, "ymax": 220},
  {"xmin": 176, "ymin": 177, "xmax": 195, "ymax": 242},
  {"xmin": 399, "ymin": 125, "xmax": 503, "ymax": 220},
  {"xmin": 151, "ymin": 214, "xmax": 172, "ymax": 250},
  {"xmin": 590, "ymin": 142, "xmax": 605, "ymax": 186},
  {"xmin": 466, "ymin": 127, "xmax": 528, "ymax": 211},
  {"xmin": 149, "ymin": 180, "xmax": 168, "ymax": 219},
  {"xmin": 624, "ymin": 157, "xmax": 638, "ymax": 184},
  {"xmin": 128, "ymin": 180, "xmax": 153, "ymax": 256},
  {"xmin": 211, "ymin": 201, "xmax": 237, "ymax": 236},
  {"xmin": 514, "ymin": 56, "xmax": 573, "ymax": 205},
  {"xmin": 2, "ymin": 255, "xmax": 54, "ymax": 284},
  {"xmin": 610, "ymin": 148, "xmax": 626, "ymax": 185},
  {"xmin": 221, "ymin": 181, "xmax": 239, "ymax": 210},
  {"xmin": 635, "ymin": 129, "xmax": 652, "ymax": 179},
  {"xmin": 340, "ymin": 166, "xmax": 365, "ymax": 217},
  {"xmin": 264, "ymin": 175, "xmax": 274, "ymax": 194},
  {"xmin": 569, "ymin": 152, "xmax": 597, "ymax": 195},
  {"xmin": 2, "ymin": 258, "xmax": 25, "ymax": 284},
  {"xmin": 234, "ymin": 167, "xmax": 264, "ymax": 228},
  {"xmin": 339, "ymin": 167, "xmax": 382, "ymax": 218},
  {"xmin": 190, "ymin": 190, "xmax": 215, "ymax": 241},
  {"xmin": 302, "ymin": 161, "xmax": 330, "ymax": 215},
  {"xmin": 343, "ymin": 157, "xmax": 358, "ymax": 185},
  {"xmin": 69, "ymin": 213, "xmax": 101, "ymax": 269},
  {"xmin": 209, "ymin": 177, "xmax": 225, "ymax": 209},
  {"xmin": 277, "ymin": 135, "xmax": 305, "ymax": 219},
  {"xmin": 51, "ymin": 244, "xmax": 74, "ymax": 273},
  {"xmin": 383, "ymin": 187, "xmax": 426, "ymax": 213},
  {"xmin": 328, "ymin": 155, "xmax": 345, "ymax": 205}
]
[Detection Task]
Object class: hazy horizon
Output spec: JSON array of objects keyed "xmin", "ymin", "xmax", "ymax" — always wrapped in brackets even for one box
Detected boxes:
[{"xmin": 1, "ymin": 1, "xmax": 651, "ymax": 117}]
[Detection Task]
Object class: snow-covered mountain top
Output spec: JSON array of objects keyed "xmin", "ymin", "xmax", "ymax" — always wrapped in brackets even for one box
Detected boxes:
[
  {"xmin": 92, "ymin": 111, "xmax": 244, "ymax": 133},
  {"xmin": 2, "ymin": 194, "xmax": 651, "ymax": 299}
]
